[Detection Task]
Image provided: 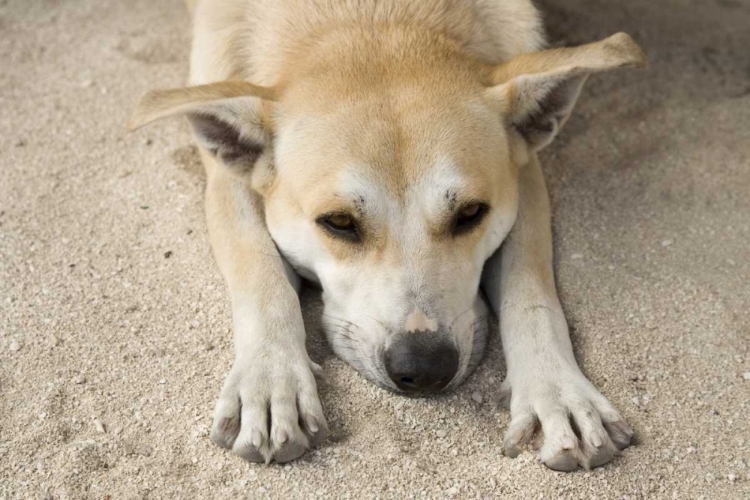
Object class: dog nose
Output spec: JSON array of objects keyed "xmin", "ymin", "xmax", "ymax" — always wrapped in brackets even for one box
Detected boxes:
[{"xmin": 385, "ymin": 334, "xmax": 459, "ymax": 393}]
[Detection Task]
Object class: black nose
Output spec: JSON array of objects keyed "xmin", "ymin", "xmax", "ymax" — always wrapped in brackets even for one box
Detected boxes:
[{"xmin": 385, "ymin": 334, "xmax": 459, "ymax": 393}]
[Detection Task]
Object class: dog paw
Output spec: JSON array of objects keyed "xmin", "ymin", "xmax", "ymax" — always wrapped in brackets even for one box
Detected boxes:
[
  {"xmin": 210, "ymin": 352, "xmax": 327, "ymax": 463},
  {"xmin": 502, "ymin": 370, "xmax": 633, "ymax": 471}
]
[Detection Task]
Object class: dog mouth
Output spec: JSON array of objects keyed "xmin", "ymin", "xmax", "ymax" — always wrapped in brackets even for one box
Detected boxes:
[{"xmin": 321, "ymin": 311, "xmax": 492, "ymax": 394}]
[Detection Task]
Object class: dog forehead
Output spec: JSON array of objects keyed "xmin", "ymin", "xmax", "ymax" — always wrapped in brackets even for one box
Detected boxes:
[
  {"xmin": 274, "ymin": 99, "xmax": 497, "ymax": 211},
  {"xmin": 336, "ymin": 168, "xmax": 393, "ymax": 210},
  {"xmin": 410, "ymin": 156, "xmax": 468, "ymax": 213},
  {"xmin": 334, "ymin": 156, "xmax": 468, "ymax": 214}
]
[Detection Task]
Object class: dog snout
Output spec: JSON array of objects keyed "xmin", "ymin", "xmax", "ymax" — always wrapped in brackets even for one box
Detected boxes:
[{"xmin": 385, "ymin": 332, "xmax": 459, "ymax": 393}]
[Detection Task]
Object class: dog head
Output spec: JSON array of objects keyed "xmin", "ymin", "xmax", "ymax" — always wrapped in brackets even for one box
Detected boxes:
[{"xmin": 130, "ymin": 33, "xmax": 646, "ymax": 393}]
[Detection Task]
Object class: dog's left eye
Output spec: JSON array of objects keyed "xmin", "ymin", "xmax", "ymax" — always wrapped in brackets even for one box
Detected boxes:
[
  {"xmin": 453, "ymin": 203, "xmax": 489, "ymax": 236},
  {"xmin": 317, "ymin": 213, "xmax": 361, "ymax": 242}
]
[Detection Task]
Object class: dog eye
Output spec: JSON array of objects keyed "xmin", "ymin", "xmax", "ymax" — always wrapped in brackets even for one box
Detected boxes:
[
  {"xmin": 453, "ymin": 203, "xmax": 489, "ymax": 236},
  {"xmin": 327, "ymin": 214, "xmax": 354, "ymax": 230},
  {"xmin": 317, "ymin": 213, "xmax": 361, "ymax": 242}
]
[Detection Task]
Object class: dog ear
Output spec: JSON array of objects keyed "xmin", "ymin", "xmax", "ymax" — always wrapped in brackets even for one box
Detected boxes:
[
  {"xmin": 128, "ymin": 81, "xmax": 278, "ymax": 172},
  {"xmin": 486, "ymin": 33, "xmax": 647, "ymax": 152}
]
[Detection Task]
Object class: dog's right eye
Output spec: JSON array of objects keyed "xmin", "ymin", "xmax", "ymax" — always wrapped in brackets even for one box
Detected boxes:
[{"xmin": 317, "ymin": 213, "xmax": 361, "ymax": 242}]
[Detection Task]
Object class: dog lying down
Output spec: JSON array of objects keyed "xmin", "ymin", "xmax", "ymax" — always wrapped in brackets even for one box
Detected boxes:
[{"xmin": 129, "ymin": 0, "xmax": 646, "ymax": 471}]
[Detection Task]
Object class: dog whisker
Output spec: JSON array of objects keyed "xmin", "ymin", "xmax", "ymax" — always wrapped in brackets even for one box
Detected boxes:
[
  {"xmin": 449, "ymin": 305, "xmax": 475, "ymax": 330},
  {"xmin": 365, "ymin": 315, "xmax": 391, "ymax": 333}
]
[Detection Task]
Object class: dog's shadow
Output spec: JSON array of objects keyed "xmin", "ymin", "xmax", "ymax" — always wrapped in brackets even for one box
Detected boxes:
[{"xmin": 298, "ymin": 284, "xmax": 334, "ymax": 365}]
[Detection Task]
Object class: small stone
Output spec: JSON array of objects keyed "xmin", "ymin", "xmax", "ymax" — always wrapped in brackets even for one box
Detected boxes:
[
  {"xmin": 631, "ymin": 396, "xmax": 640, "ymax": 406},
  {"xmin": 436, "ymin": 430, "xmax": 447, "ymax": 438},
  {"xmin": 74, "ymin": 374, "xmax": 86, "ymax": 384},
  {"xmin": 80, "ymin": 79, "xmax": 93, "ymax": 88},
  {"xmin": 163, "ymin": 251, "xmax": 173, "ymax": 259},
  {"xmin": 661, "ymin": 239, "xmax": 673, "ymax": 247},
  {"xmin": 138, "ymin": 445, "xmax": 153, "ymax": 457},
  {"xmin": 687, "ymin": 446, "xmax": 697, "ymax": 454},
  {"xmin": 9, "ymin": 340, "xmax": 20, "ymax": 352},
  {"xmin": 728, "ymin": 474, "xmax": 737, "ymax": 483},
  {"xmin": 571, "ymin": 253, "xmax": 584, "ymax": 260},
  {"xmin": 203, "ymin": 342, "xmax": 214, "ymax": 351},
  {"xmin": 0, "ymin": 447, "xmax": 8, "ymax": 455},
  {"xmin": 158, "ymin": 379, "xmax": 166, "ymax": 385},
  {"xmin": 14, "ymin": 139, "xmax": 26, "ymax": 147},
  {"xmin": 192, "ymin": 457, "xmax": 198, "ymax": 464},
  {"xmin": 93, "ymin": 418, "xmax": 105, "ymax": 433},
  {"xmin": 471, "ymin": 391, "xmax": 483, "ymax": 404},
  {"xmin": 123, "ymin": 444, "xmax": 135, "ymax": 456},
  {"xmin": 742, "ymin": 372, "xmax": 750, "ymax": 381}
]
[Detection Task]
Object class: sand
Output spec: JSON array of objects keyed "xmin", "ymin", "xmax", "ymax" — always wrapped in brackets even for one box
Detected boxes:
[{"xmin": 1, "ymin": 0, "xmax": 749, "ymax": 498}]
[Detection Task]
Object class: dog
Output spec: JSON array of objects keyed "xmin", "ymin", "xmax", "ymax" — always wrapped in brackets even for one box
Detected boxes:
[{"xmin": 129, "ymin": 0, "xmax": 646, "ymax": 471}]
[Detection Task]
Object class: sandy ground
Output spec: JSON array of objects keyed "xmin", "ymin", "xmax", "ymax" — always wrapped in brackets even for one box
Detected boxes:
[{"xmin": 1, "ymin": 0, "xmax": 750, "ymax": 498}]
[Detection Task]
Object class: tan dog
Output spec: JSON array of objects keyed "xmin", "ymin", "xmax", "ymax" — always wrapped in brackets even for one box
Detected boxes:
[{"xmin": 129, "ymin": 0, "xmax": 646, "ymax": 470}]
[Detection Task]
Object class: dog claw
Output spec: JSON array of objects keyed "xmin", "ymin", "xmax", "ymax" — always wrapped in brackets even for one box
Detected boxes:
[
  {"xmin": 251, "ymin": 429, "xmax": 263, "ymax": 448},
  {"xmin": 503, "ymin": 427, "xmax": 528, "ymax": 458},
  {"xmin": 590, "ymin": 433, "xmax": 603, "ymax": 448},
  {"xmin": 277, "ymin": 429, "xmax": 289, "ymax": 444},
  {"xmin": 235, "ymin": 442, "xmax": 265, "ymax": 463},
  {"xmin": 306, "ymin": 415, "xmax": 320, "ymax": 433},
  {"xmin": 588, "ymin": 446, "xmax": 617, "ymax": 469},
  {"xmin": 504, "ymin": 443, "xmax": 521, "ymax": 459},
  {"xmin": 605, "ymin": 420, "xmax": 634, "ymax": 449},
  {"xmin": 561, "ymin": 436, "xmax": 577, "ymax": 451}
]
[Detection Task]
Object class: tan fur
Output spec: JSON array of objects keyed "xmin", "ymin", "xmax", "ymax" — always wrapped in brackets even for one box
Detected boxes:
[
  {"xmin": 131, "ymin": 0, "xmax": 646, "ymax": 468},
  {"xmin": 128, "ymin": 81, "xmax": 277, "ymax": 131},
  {"xmin": 489, "ymin": 32, "xmax": 647, "ymax": 85}
]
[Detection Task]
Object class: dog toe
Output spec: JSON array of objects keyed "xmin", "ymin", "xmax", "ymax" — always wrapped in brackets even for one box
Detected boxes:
[
  {"xmin": 273, "ymin": 441, "xmax": 308, "ymax": 463},
  {"xmin": 210, "ymin": 396, "xmax": 242, "ymax": 450},
  {"xmin": 604, "ymin": 419, "xmax": 634, "ymax": 450}
]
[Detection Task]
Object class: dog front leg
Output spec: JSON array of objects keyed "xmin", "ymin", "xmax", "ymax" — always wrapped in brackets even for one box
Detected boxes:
[
  {"xmin": 204, "ymin": 155, "xmax": 326, "ymax": 464},
  {"xmin": 482, "ymin": 155, "xmax": 632, "ymax": 471}
]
